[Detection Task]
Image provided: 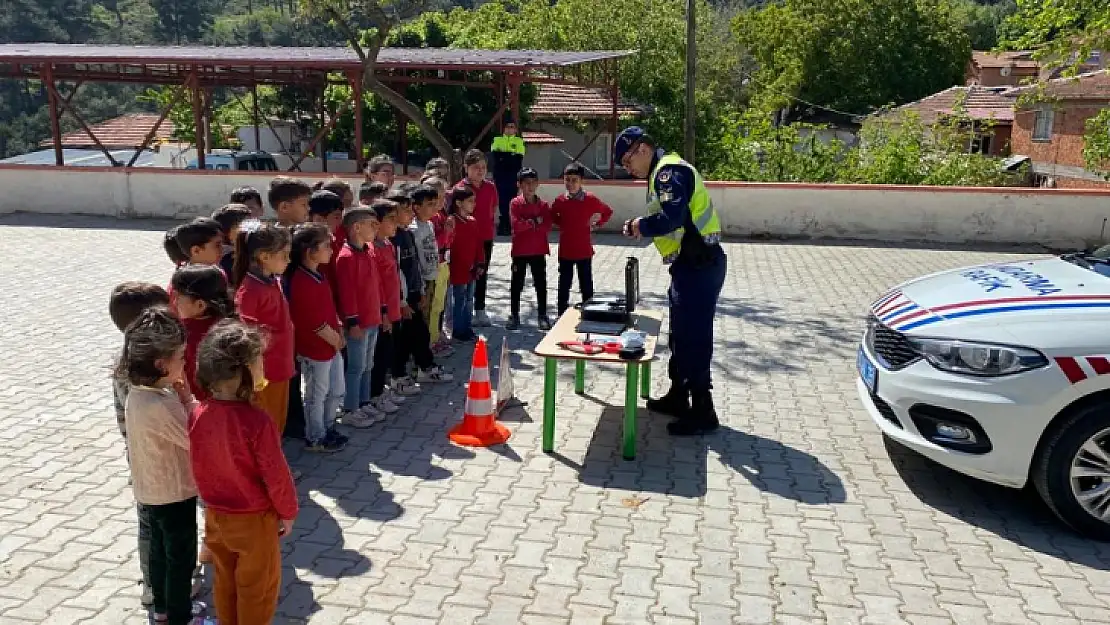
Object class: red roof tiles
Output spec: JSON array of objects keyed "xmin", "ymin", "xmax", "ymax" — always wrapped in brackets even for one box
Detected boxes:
[
  {"xmin": 895, "ymin": 86, "xmax": 1015, "ymax": 123},
  {"xmin": 1005, "ymin": 70, "xmax": 1110, "ymax": 100},
  {"xmin": 530, "ymin": 84, "xmax": 648, "ymax": 119},
  {"xmin": 41, "ymin": 113, "xmax": 176, "ymax": 149},
  {"xmin": 521, "ymin": 130, "xmax": 564, "ymax": 145},
  {"xmin": 972, "ymin": 50, "xmax": 1039, "ymax": 70}
]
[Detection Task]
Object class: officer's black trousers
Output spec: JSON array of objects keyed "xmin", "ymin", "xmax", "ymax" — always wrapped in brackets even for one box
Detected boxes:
[{"xmin": 666, "ymin": 247, "xmax": 727, "ymax": 393}]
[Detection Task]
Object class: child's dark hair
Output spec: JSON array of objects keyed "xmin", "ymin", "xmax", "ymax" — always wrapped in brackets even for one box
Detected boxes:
[
  {"xmin": 385, "ymin": 189, "xmax": 412, "ymax": 206},
  {"xmin": 370, "ymin": 199, "xmax": 399, "ymax": 222},
  {"xmin": 463, "ymin": 148, "xmax": 486, "ymax": 167},
  {"xmin": 425, "ymin": 156, "xmax": 449, "ymax": 172},
  {"xmin": 342, "ymin": 206, "xmax": 377, "ymax": 231},
  {"xmin": 109, "ymin": 282, "xmax": 170, "ymax": 333},
  {"xmin": 268, "ymin": 176, "xmax": 312, "ymax": 209},
  {"xmin": 517, "ymin": 167, "xmax": 539, "ymax": 182},
  {"xmin": 211, "ymin": 204, "xmax": 252, "ymax": 237},
  {"xmin": 232, "ymin": 220, "xmax": 292, "ymax": 287},
  {"xmin": 411, "ymin": 184, "xmax": 438, "ymax": 205},
  {"xmin": 320, "ymin": 178, "xmax": 353, "ymax": 201},
  {"xmin": 285, "ymin": 223, "xmax": 332, "ymax": 287},
  {"xmin": 171, "ymin": 265, "xmax": 235, "ymax": 319},
  {"xmin": 446, "ymin": 186, "xmax": 475, "ymax": 215},
  {"xmin": 396, "ymin": 181, "xmax": 418, "ymax": 196},
  {"xmin": 563, "ymin": 162, "xmax": 585, "ymax": 177},
  {"xmin": 359, "ymin": 181, "xmax": 388, "ymax": 204},
  {"xmin": 115, "ymin": 307, "xmax": 185, "ymax": 387},
  {"xmin": 308, "ymin": 190, "xmax": 344, "ymax": 218},
  {"xmin": 229, "ymin": 186, "xmax": 262, "ymax": 206},
  {"xmin": 366, "ymin": 154, "xmax": 394, "ymax": 174},
  {"xmin": 195, "ymin": 320, "xmax": 264, "ymax": 401},
  {"xmin": 173, "ymin": 217, "xmax": 223, "ymax": 259},
  {"xmin": 163, "ymin": 227, "xmax": 189, "ymax": 265}
]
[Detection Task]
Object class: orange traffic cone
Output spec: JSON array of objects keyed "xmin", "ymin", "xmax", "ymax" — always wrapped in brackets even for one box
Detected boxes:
[{"xmin": 449, "ymin": 337, "xmax": 511, "ymax": 447}]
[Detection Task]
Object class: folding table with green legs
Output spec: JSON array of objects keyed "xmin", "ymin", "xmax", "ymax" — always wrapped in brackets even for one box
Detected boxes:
[{"xmin": 533, "ymin": 308, "xmax": 664, "ymax": 460}]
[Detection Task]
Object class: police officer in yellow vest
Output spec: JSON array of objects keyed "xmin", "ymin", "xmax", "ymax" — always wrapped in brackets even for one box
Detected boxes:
[
  {"xmin": 614, "ymin": 126, "xmax": 726, "ymax": 435},
  {"xmin": 490, "ymin": 119, "xmax": 527, "ymax": 236}
]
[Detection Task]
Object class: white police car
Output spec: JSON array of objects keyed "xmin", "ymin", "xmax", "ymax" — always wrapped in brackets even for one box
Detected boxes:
[{"xmin": 857, "ymin": 253, "xmax": 1110, "ymax": 538}]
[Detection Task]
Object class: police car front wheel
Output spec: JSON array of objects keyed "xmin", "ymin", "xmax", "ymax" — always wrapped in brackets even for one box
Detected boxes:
[{"xmin": 1033, "ymin": 401, "xmax": 1110, "ymax": 541}]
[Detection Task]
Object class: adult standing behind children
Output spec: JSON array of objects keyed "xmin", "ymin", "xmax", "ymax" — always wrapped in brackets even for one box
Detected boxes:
[
  {"xmin": 453, "ymin": 149, "xmax": 498, "ymax": 327},
  {"xmin": 117, "ymin": 308, "xmax": 198, "ymax": 625},
  {"xmin": 551, "ymin": 162, "xmax": 613, "ymax": 315},
  {"xmin": 190, "ymin": 321, "xmax": 298, "ymax": 625},
  {"xmin": 507, "ymin": 167, "xmax": 553, "ymax": 331}
]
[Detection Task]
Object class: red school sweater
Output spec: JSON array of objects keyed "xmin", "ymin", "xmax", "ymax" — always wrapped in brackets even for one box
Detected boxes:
[
  {"xmin": 551, "ymin": 191, "xmax": 614, "ymax": 261},
  {"xmin": 454, "ymin": 178, "xmax": 498, "ymax": 242},
  {"xmin": 334, "ymin": 241, "xmax": 382, "ymax": 330},
  {"xmin": 182, "ymin": 316, "xmax": 219, "ymax": 401},
  {"xmin": 374, "ymin": 238, "xmax": 402, "ymax": 323},
  {"xmin": 189, "ymin": 399, "xmax": 299, "ymax": 520},
  {"xmin": 449, "ymin": 215, "xmax": 484, "ymax": 286},
  {"xmin": 509, "ymin": 194, "xmax": 553, "ymax": 257},
  {"xmin": 287, "ymin": 266, "xmax": 341, "ymax": 362},
  {"xmin": 235, "ymin": 271, "xmax": 295, "ymax": 382}
]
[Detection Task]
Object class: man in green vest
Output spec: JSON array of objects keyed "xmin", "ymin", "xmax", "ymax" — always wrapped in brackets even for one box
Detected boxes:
[
  {"xmin": 490, "ymin": 119, "xmax": 526, "ymax": 236},
  {"xmin": 614, "ymin": 126, "xmax": 727, "ymax": 435}
]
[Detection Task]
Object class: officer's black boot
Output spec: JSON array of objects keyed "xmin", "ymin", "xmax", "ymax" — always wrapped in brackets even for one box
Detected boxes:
[
  {"xmin": 646, "ymin": 384, "xmax": 690, "ymax": 418},
  {"xmin": 667, "ymin": 389, "xmax": 719, "ymax": 436}
]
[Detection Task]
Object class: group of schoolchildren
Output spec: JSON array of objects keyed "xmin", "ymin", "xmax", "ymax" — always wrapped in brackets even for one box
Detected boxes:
[{"xmin": 108, "ymin": 148, "xmax": 611, "ymax": 625}]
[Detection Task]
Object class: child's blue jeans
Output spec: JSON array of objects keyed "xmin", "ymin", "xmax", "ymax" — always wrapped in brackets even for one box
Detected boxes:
[
  {"xmin": 298, "ymin": 352, "xmax": 345, "ymax": 443},
  {"xmin": 343, "ymin": 326, "xmax": 380, "ymax": 411},
  {"xmin": 452, "ymin": 282, "xmax": 475, "ymax": 338}
]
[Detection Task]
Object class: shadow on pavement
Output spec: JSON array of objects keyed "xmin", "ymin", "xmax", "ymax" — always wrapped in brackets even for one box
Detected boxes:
[
  {"xmin": 553, "ymin": 407, "xmax": 847, "ymax": 503},
  {"xmin": 886, "ymin": 436, "xmax": 1110, "ymax": 566}
]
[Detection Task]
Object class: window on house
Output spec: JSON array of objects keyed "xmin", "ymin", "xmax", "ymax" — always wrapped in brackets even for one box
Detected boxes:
[
  {"xmin": 595, "ymin": 132, "xmax": 612, "ymax": 171},
  {"xmin": 971, "ymin": 134, "xmax": 992, "ymax": 155},
  {"xmin": 1088, "ymin": 50, "xmax": 1102, "ymax": 65},
  {"xmin": 1033, "ymin": 106, "xmax": 1054, "ymax": 141}
]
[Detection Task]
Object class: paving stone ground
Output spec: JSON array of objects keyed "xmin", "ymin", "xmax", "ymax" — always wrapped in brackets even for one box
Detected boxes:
[{"xmin": 2, "ymin": 213, "xmax": 1110, "ymax": 624}]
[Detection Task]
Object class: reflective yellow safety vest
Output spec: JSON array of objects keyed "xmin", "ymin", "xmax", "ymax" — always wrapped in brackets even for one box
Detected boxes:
[
  {"xmin": 646, "ymin": 153, "xmax": 721, "ymax": 264},
  {"xmin": 491, "ymin": 134, "xmax": 526, "ymax": 156}
]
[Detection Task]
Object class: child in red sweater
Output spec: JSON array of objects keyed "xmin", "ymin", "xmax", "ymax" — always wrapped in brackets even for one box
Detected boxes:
[
  {"xmin": 369, "ymin": 199, "xmax": 405, "ymax": 414},
  {"xmin": 448, "ymin": 186, "xmax": 484, "ymax": 342},
  {"xmin": 190, "ymin": 320, "xmax": 298, "ymax": 625},
  {"xmin": 453, "ymin": 149, "xmax": 498, "ymax": 327},
  {"xmin": 285, "ymin": 223, "xmax": 348, "ymax": 453},
  {"xmin": 551, "ymin": 162, "xmax": 613, "ymax": 314},
  {"xmin": 507, "ymin": 167, "xmax": 552, "ymax": 330},
  {"xmin": 232, "ymin": 221, "xmax": 294, "ymax": 434},
  {"xmin": 170, "ymin": 264, "xmax": 234, "ymax": 402}
]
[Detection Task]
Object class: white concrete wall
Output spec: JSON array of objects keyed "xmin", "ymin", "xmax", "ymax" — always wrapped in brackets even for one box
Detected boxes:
[{"xmin": 3, "ymin": 165, "xmax": 1110, "ymax": 248}]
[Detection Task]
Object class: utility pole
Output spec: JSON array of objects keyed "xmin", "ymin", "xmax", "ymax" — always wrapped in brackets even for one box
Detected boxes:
[{"xmin": 684, "ymin": 0, "xmax": 696, "ymax": 164}]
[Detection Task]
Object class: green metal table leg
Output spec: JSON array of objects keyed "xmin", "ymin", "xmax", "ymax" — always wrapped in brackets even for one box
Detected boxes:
[
  {"xmin": 623, "ymin": 362, "xmax": 639, "ymax": 460},
  {"xmin": 574, "ymin": 360, "xmax": 586, "ymax": 395},
  {"xmin": 543, "ymin": 358, "xmax": 557, "ymax": 453},
  {"xmin": 640, "ymin": 361, "xmax": 651, "ymax": 399}
]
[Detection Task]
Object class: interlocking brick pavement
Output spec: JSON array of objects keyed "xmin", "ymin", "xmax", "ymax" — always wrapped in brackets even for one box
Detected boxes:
[{"xmin": 3, "ymin": 213, "xmax": 1110, "ymax": 624}]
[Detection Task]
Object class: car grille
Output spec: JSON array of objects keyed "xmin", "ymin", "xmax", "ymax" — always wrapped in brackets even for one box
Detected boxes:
[{"xmin": 868, "ymin": 316, "xmax": 919, "ymax": 370}]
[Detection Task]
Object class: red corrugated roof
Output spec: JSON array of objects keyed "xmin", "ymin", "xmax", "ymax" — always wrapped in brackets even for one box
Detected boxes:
[
  {"xmin": 521, "ymin": 130, "xmax": 564, "ymax": 145},
  {"xmin": 973, "ymin": 50, "xmax": 1039, "ymax": 70},
  {"xmin": 530, "ymin": 84, "xmax": 648, "ymax": 119},
  {"xmin": 0, "ymin": 43, "xmax": 633, "ymax": 71},
  {"xmin": 41, "ymin": 113, "xmax": 175, "ymax": 148},
  {"xmin": 895, "ymin": 86, "xmax": 1015, "ymax": 123}
]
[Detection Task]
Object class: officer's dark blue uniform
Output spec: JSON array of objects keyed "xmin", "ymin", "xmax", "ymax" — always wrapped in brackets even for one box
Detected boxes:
[{"xmin": 614, "ymin": 127, "xmax": 726, "ymax": 435}]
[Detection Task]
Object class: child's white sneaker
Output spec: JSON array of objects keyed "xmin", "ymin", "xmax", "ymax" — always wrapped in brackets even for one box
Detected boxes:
[
  {"xmin": 392, "ymin": 376, "xmax": 422, "ymax": 396},
  {"xmin": 344, "ymin": 409, "xmax": 378, "ymax": 429},
  {"xmin": 417, "ymin": 366, "xmax": 454, "ymax": 383},
  {"xmin": 374, "ymin": 395, "xmax": 400, "ymax": 414}
]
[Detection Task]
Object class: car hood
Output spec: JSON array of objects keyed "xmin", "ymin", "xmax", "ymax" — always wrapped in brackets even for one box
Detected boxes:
[{"xmin": 871, "ymin": 257, "xmax": 1110, "ymax": 338}]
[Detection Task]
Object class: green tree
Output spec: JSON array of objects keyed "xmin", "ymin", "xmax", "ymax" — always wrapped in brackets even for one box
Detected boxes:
[
  {"xmin": 733, "ymin": 0, "xmax": 972, "ymax": 116},
  {"xmin": 150, "ymin": 0, "xmax": 218, "ymax": 43},
  {"xmin": 1084, "ymin": 109, "xmax": 1110, "ymax": 179}
]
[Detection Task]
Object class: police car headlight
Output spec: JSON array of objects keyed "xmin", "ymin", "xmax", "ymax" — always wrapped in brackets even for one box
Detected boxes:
[{"xmin": 907, "ymin": 338, "xmax": 1047, "ymax": 376}]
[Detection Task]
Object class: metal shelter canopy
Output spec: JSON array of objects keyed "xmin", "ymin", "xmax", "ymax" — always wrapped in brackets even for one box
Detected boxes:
[{"xmin": 0, "ymin": 43, "xmax": 633, "ymax": 173}]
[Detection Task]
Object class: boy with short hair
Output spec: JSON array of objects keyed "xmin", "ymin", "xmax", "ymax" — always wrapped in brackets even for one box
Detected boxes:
[
  {"xmin": 453, "ymin": 149, "xmax": 498, "ymax": 326},
  {"xmin": 334, "ymin": 207, "xmax": 385, "ymax": 428},
  {"xmin": 423, "ymin": 156, "xmax": 450, "ymax": 180},
  {"xmin": 359, "ymin": 181, "xmax": 389, "ymax": 206},
  {"xmin": 507, "ymin": 167, "xmax": 552, "ymax": 330},
  {"xmin": 551, "ymin": 162, "xmax": 613, "ymax": 314},
  {"xmin": 369, "ymin": 200, "xmax": 406, "ymax": 413},
  {"xmin": 230, "ymin": 186, "xmax": 264, "ymax": 218},
  {"xmin": 421, "ymin": 176, "xmax": 454, "ymax": 352},
  {"xmin": 447, "ymin": 186, "xmax": 483, "ymax": 342},
  {"xmin": 108, "ymin": 281, "xmax": 171, "ymax": 608},
  {"xmin": 211, "ymin": 204, "xmax": 253, "ymax": 276},
  {"xmin": 309, "ymin": 190, "xmax": 346, "ymax": 288},
  {"xmin": 268, "ymin": 176, "xmax": 312, "ymax": 226},
  {"xmin": 365, "ymin": 154, "xmax": 396, "ymax": 189},
  {"xmin": 171, "ymin": 217, "xmax": 224, "ymax": 267}
]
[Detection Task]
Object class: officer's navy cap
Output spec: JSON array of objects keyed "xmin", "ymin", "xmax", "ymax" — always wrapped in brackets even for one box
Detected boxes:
[{"xmin": 613, "ymin": 126, "xmax": 645, "ymax": 164}]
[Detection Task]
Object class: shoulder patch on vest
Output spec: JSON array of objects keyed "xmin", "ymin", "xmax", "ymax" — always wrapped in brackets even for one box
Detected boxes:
[{"xmin": 657, "ymin": 169, "xmax": 671, "ymax": 183}]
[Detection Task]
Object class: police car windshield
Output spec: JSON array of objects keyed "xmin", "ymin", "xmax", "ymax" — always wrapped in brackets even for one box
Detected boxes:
[{"xmin": 1061, "ymin": 252, "xmax": 1110, "ymax": 277}]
